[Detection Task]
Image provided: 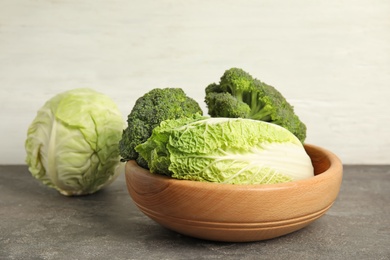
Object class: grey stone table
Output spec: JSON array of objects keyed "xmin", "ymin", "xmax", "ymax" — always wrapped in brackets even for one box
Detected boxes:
[{"xmin": 1, "ymin": 165, "xmax": 389, "ymax": 260}]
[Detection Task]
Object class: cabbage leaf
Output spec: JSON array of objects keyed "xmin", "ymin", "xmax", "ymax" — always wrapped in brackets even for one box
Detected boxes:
[
  {"xmin": 136, "ymin": 117, "xmax": 314, "ymax": 184},
  {"xmin": 25, "ymin": 88, "xmax": 124, "ymax": 195}
]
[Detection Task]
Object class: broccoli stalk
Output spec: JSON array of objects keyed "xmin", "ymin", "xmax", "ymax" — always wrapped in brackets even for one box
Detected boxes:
[
  {"xmin": 205, "ymin": 68, "xmax": 307, "ymax": 142},
  {"xmin": 119, "ymin": 88, "xmax": 203, "ymax": 168}
]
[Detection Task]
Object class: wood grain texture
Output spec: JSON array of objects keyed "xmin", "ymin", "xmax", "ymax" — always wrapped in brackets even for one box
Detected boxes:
[{"xmin": 125, "ymin": 144, "xmax": 343, "ymax": 242}]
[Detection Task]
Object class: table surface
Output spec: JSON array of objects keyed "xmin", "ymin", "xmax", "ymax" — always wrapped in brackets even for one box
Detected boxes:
[{"xmin": 1, "ymin": 165, "xmax": 389, "ymax": 260}]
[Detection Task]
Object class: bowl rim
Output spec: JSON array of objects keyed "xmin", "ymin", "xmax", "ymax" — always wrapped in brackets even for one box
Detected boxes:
[{"xmin": 125, "ymin": 143, "xmax": 343, "ymax": 191}]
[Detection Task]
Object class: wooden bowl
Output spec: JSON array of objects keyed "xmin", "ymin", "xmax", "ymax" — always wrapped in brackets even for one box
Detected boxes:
[{"xmin": 125, "ymin": 144, "xmax": 343, "ymax": 242}]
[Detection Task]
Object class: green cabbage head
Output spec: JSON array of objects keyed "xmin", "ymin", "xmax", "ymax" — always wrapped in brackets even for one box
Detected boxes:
[
  {"xmin": 25, "ymin": 88, "xmax": 125, "ymax": 196},
  {"xmin": 136, "ymin": 117, "xmax": 314, "ymax": 184}
]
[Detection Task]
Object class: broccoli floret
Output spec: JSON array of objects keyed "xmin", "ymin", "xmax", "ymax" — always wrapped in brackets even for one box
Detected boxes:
[
  {"xmin": 119, "ymin": 88, "xmax": 203, "ymax": 167},
  {"xmin": 205, "ymin": 68, "xmax": 307, "ymax": 142}
]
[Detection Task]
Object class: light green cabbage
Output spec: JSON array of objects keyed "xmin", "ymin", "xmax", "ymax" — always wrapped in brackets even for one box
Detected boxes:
[
  {"xmin": 25, "ymin": 88, "xmax": 125, "ymax": 196},
  {"xmin": 136, "ymin": 117, "xmax": 314, "ymax": 184}
]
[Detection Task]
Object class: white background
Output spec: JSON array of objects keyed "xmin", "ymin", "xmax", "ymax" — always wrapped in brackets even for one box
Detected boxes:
[{"xmin": 1, "ymin": 0, "xmax": 389, "ymax": 165}]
